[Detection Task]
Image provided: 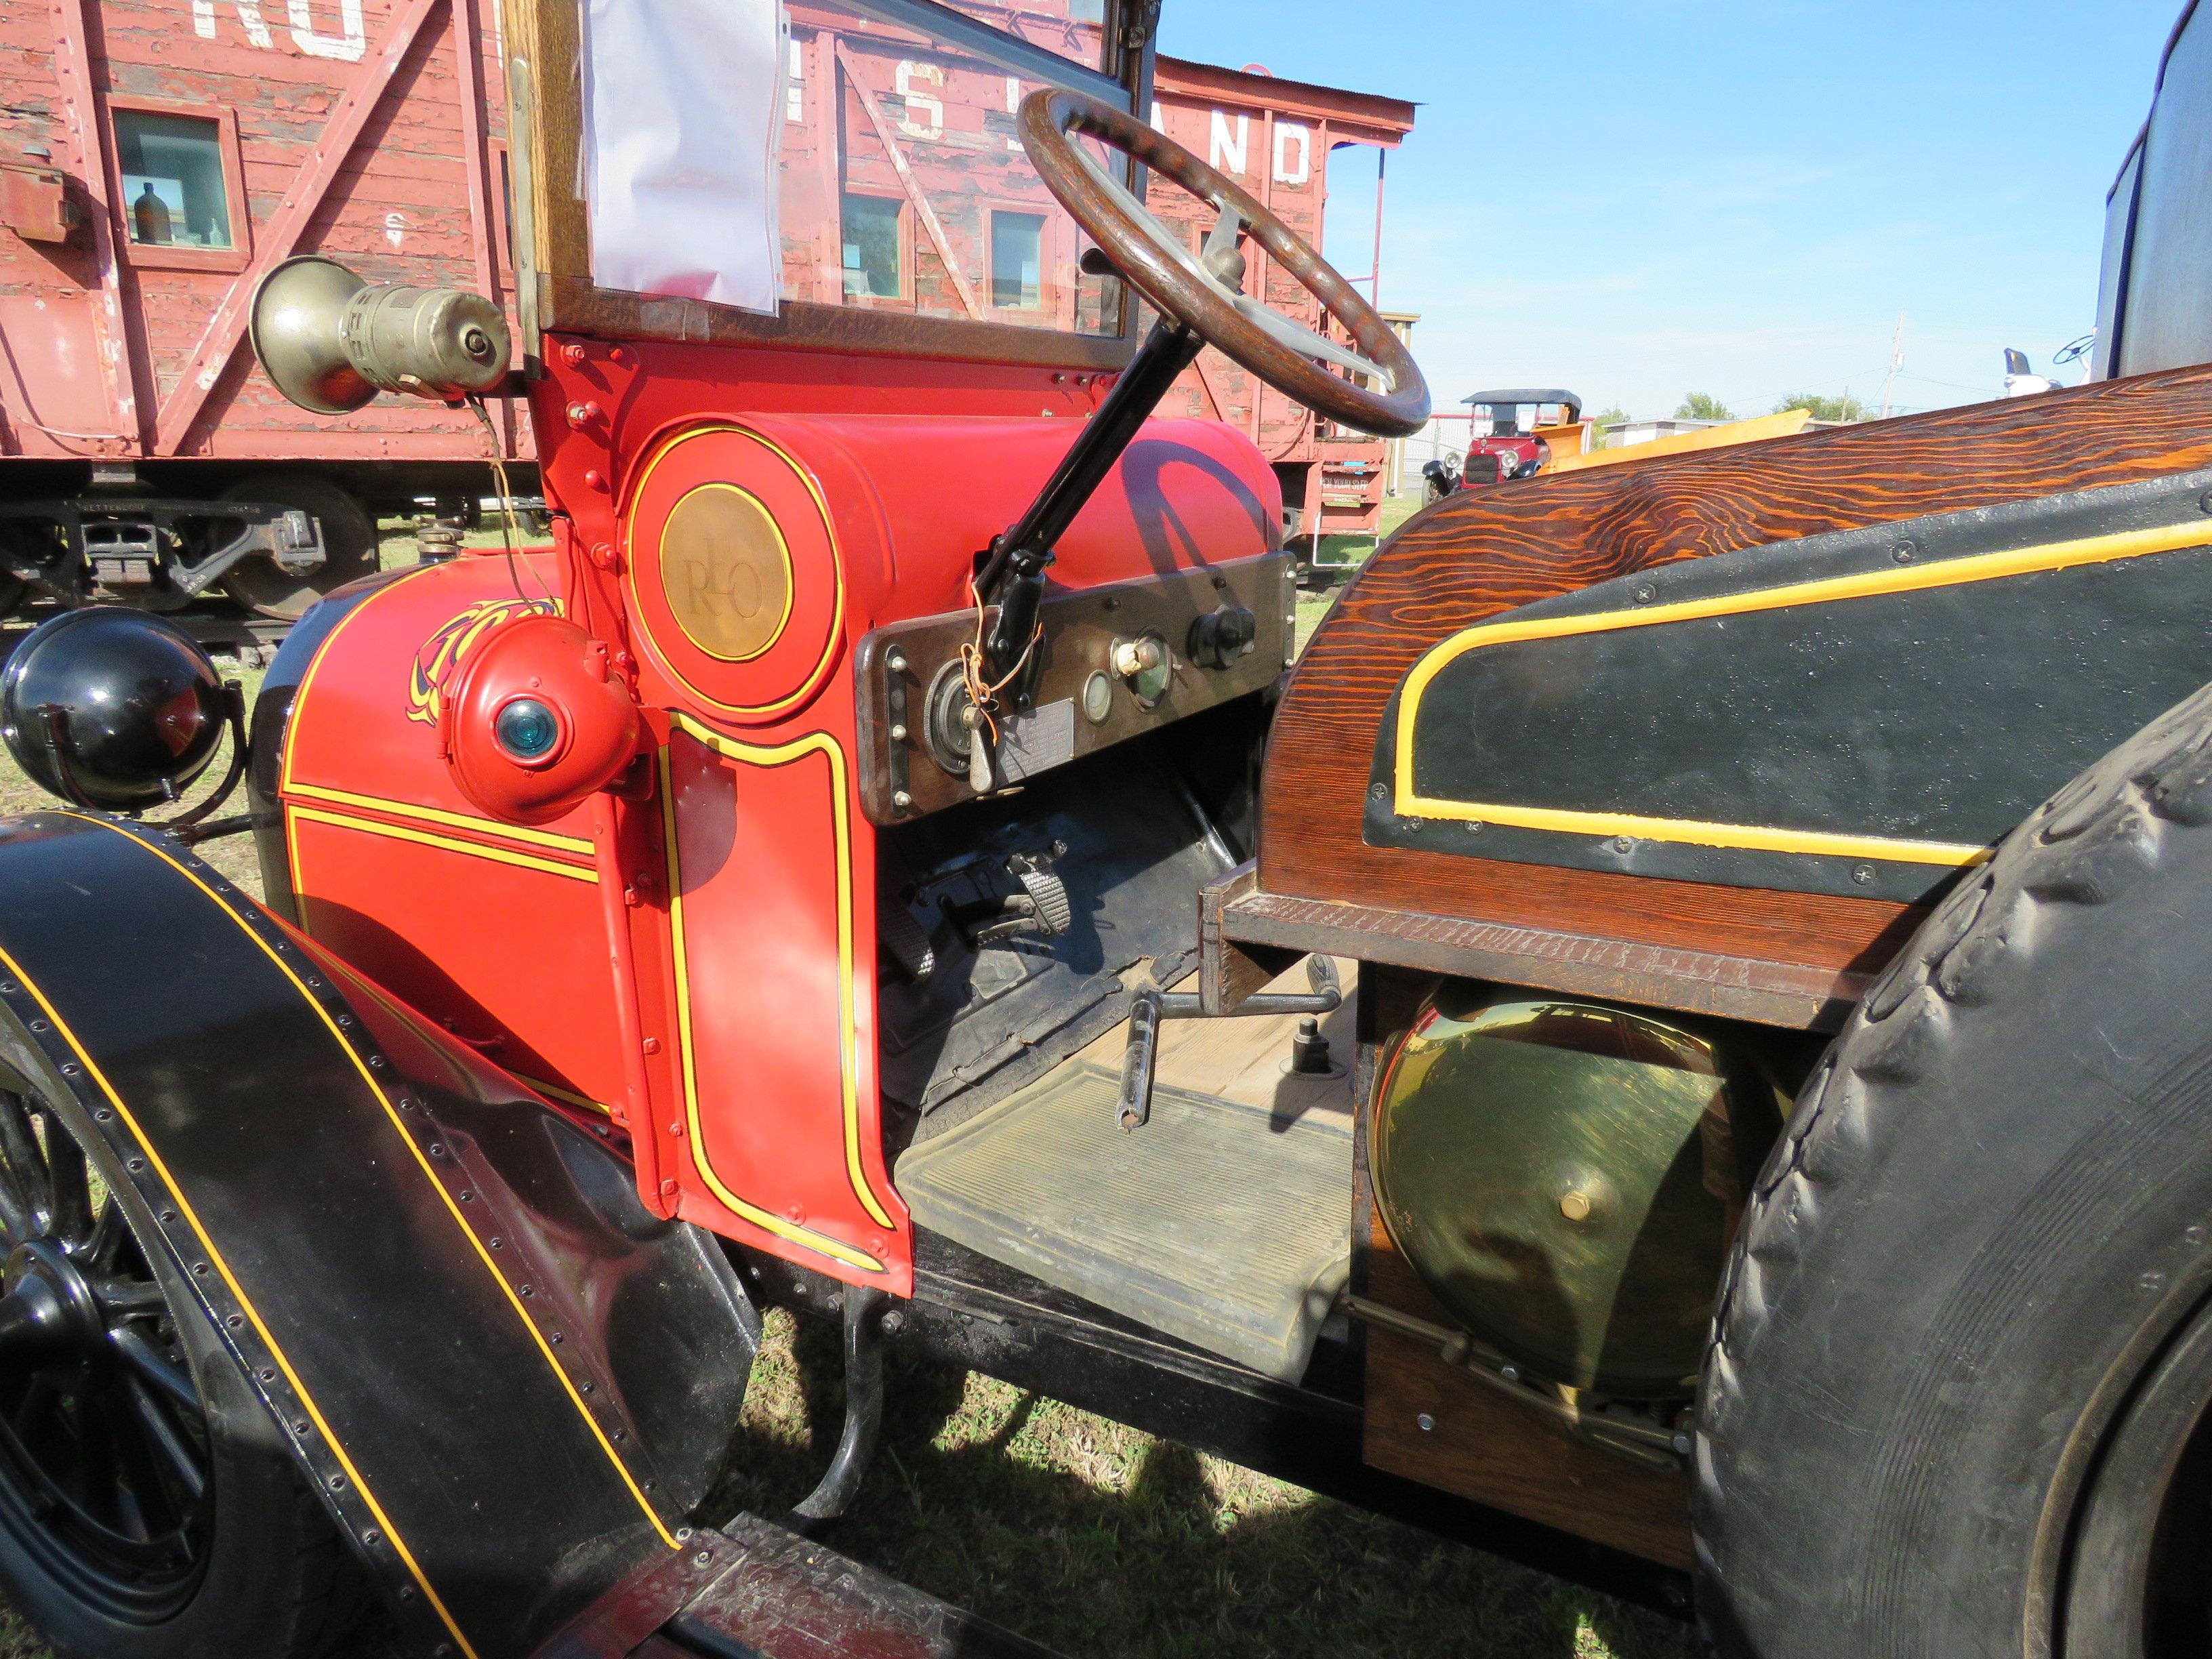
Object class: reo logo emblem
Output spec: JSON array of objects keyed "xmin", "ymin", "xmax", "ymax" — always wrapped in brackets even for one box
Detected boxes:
[
  {"xmin": 407, "ymin": 596, "xmax": 557, "ymax": 726},
  {"xmin": 658, "ymin": 483, "xmax": 794, "ymax": 663}
]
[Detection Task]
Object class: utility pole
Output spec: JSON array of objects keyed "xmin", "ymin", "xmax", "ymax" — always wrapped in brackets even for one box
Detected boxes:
[{"xmin": 1880, "ymin": 312, "xmax": 1905, "ymax": 419}]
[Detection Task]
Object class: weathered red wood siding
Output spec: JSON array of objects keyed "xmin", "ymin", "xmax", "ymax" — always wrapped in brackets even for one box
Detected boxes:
[
  {"xmin": 0, "ymin": 0, "xmax": 520, "ymax": 462},
  {"xmin": 1148, "ymin": 56, "xmax": 1414, "ymax": 535}
]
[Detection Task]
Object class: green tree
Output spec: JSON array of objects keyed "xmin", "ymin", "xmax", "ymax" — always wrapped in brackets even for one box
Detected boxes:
[
  {"xmin": 1773, "ymin": 392, "xmax": 1872, "ymax": 423},
  {"xmin": 1675, "ymin": 392, "xmax": 1734, "ymax": 421},
  {"xmin": 1584, "ymin": 405, "xmax": 1629, "ymax": 449}
]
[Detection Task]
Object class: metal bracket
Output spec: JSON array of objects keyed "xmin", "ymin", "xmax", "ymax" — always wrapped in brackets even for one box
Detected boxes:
[
  {"xmin": 35, "ymin": 682, "xmax": 251, "ymax": 832},
  {"xmin": 1335, "ymin": 1291, "xmax": 1690, "ymax": 1472},
  {"xmin": 786, "ymin": 1284, "xmax": 890, "ymax": 1534},
  {"xmin": 1115, "ymin": 956, "xmax": 1340, "ymax": 1130},
  {"xmin": 884, "ymin": 649, "xmax": 912, "ymax": 816}
]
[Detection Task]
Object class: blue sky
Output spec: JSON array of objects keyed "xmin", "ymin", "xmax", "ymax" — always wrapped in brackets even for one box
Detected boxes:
[{"xmin": 1158, "ymin": 0, "xmax": 2180, "ymax": 422}]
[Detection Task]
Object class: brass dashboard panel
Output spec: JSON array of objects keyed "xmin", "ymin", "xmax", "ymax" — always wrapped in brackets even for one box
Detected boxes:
[{"xmin": 853, "ymin": 553, "xmax": 1294, "ymax": 825}]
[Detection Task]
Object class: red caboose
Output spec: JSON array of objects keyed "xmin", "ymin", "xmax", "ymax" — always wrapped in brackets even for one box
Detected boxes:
[
  {"xmin": 0, "ymin": 0, "xmax": 523, "ymax": 619},
  {"xmin": 0, "ymin": 0, "xmax": 1406, "ymax": 623}
]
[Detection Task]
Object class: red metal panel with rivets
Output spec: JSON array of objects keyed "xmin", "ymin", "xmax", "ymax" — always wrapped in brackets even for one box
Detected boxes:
[{"xmin": 278, "ymin": 335, "xmax": 1277, "ymax": 1290}]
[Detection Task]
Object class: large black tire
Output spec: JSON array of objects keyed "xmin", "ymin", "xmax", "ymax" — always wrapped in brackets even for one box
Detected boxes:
[
  {"xmin": 0, "ymin": 1010, "xmax": 378, "ymax": 1658},
  {"xmin": 1697, "ymin": 681, "xmax": 2212, "ymax": 1656},
  {"xmin": 217, "ymin": 474, "xmax": 377, "ymax": 621}
]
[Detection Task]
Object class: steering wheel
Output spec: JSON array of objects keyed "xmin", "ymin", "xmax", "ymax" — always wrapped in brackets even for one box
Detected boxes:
[{"xmin": 1019, "ymin": 87, "xmax": 1431, "ymax": 438}]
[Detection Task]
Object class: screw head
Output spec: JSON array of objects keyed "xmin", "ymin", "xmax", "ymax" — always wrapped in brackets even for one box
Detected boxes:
[
  {"xmin": 1559, "ymin": 1190, "xmax": 1593, "ymax": 1223},
  {"xmin": 1416, "ymin": 1412, "xmax": 1436, "ymax": 1432},
  {"xmin": 1891, "ymin": 539, "xmax": 1919, "ymax": 564},
  {"xmin": 1851, "ymin": 863, "xmax": 1876, "ymax": 885}
]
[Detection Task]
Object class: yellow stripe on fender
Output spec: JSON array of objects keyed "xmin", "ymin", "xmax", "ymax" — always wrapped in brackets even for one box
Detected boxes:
[
  {"xmin": 290, "ymin": 805, "xmax": 598, "ymax": 882},
  {"xmin": 59, "ymin": 815, "xmax": 677, "ymax": 1553}
]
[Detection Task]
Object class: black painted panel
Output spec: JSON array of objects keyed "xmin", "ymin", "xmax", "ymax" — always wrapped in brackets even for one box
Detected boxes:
[{"xmin": 1367, "ymin": 470, "xmax": 2212, "ymax": 902}]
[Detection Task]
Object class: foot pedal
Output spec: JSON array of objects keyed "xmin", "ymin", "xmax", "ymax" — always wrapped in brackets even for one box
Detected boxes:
[
  {"xmin": 880, "ymin": 904, "xmax": 936, "ymax": 983},
  {"xmin": 1008, "ymin": 853, "xmax": 1071, "ymax": 937}
]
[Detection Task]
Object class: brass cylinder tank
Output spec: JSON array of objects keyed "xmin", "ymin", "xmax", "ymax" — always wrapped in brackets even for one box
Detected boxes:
[{"xmin": 1370, "ymin": 985, "xmax": 1782, "ymax": 1401}]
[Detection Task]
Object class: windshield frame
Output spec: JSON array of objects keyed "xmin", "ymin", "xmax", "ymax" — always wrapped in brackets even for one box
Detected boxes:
[{"xmin": 506, "ymin": 0, "xmax": 1157, "ymax": 371}]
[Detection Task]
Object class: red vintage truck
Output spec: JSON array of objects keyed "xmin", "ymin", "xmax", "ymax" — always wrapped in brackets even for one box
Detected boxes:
[
  {"xmin": 0, "ymin": 0, "xmax": 1406, "ymax": 625},
  {"xmin": 4, "ymin": 1, "xmax": 2212, "ymax": 1656}
]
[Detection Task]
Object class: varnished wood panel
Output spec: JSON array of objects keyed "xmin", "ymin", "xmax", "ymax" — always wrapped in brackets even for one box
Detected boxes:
[
  {"xmin": 1364, "ymin": 1211, "xmax": 1694, "ymax": 1571},
  {"xmin": 1220, "ymin": 886, "xmax": 1866, "ymax": 1031},
  {"xmin": 1265, "ymin": 366, "xmax": 2212, "ymax": 980}
]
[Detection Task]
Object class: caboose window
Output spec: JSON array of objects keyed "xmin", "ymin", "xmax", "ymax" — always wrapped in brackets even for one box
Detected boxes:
[
  {"xmin": 841, "ymin": 193, "xmax": 906, "ymax": 298},
  {"xmin": 989, "ymin": 211, "xmax": 1044, "ymax": 308},
  {"xmin": 777, "ymin": 0, "xmax": 1126, "ymax": 331},
  {"xmin": 114, "ymin": 110, "xmax": 232, "ymax": 250},
  {"xmin": 577, "ymin": 0, "xmax": 1140, "ymax": 358}
]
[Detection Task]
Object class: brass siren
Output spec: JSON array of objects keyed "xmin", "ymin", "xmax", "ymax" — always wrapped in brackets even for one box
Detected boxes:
[{"xmin": 249, "ymin": 255, "xmax": 510, "ymax": 415}]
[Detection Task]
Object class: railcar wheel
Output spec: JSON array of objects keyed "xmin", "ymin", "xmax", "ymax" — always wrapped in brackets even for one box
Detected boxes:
[
  {"xmin": 0, "ymin": 1017, "xmax": 375, "ymax": 1656},
  {"xmin": 1696, "ymin": 679, "xmax": 2212, "ymax": 1657},
  {"xmin": 218, "ymin": 474, "xmax": 376, "ymax": 621}
]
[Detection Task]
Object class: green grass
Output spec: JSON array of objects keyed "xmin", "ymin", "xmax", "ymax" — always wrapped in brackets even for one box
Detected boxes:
[{"xmin": 0, "ymin": 487, "xmax": 1696, "ymax": 1658}]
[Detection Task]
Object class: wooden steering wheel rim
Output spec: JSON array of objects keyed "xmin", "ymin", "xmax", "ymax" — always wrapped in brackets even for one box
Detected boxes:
[{"xmin": 1019, "ymin": 87, "xmax": 1431, "ymax": 439}]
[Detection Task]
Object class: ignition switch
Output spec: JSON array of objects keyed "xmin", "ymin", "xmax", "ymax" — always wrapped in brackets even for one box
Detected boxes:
[{"xmin": 1109, "ymin": 632, "xmax": 1172, "ymax": 707}]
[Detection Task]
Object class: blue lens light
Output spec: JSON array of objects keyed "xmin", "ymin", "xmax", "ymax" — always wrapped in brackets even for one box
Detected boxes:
[{"xmin": 493, "ymin": 697, "xmax": 560, "ymax": 762}]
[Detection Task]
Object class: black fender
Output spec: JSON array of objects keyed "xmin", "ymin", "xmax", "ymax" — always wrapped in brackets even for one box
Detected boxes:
[{"xmin": 0, "ymin": 810, "xmax": 757, "ymax": 1658}]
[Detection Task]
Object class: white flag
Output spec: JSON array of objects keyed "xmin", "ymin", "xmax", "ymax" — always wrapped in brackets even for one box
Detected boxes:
[{"xmin": 583, "ymin": 0, "xmax": 785, "ymax": 314}]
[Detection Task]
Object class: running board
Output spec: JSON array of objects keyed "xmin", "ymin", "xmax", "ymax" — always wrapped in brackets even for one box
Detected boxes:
[{"xmin": 543, "ymin": 1513, "xmax": 1060, "ymax": 1658}]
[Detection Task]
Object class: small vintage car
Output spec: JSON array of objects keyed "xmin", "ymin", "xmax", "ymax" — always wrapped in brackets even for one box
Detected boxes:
[
  {"xmin": 1439, "ymin": 386, "xmax": 1586, "ymax": 491},
  {"xmin": 3, "ymin": 2, "xmax": 2212, "ymax": 1657}
]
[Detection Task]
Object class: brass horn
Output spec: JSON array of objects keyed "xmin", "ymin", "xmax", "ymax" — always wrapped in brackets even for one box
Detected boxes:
[{"xmin": 249, "ymin": 255, "xmax": 510, "ymax": 414}]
